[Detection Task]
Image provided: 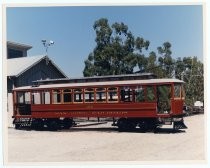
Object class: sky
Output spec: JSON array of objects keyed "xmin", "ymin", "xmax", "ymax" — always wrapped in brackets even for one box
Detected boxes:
[{"xmin": 6, "ymin": 5, "xmax": 203, "ymax": 78}]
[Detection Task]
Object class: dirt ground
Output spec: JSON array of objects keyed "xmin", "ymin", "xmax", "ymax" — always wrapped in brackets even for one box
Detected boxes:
[{"xmin": 6, "ymin": 114, "xmax": 206, "ymax": 164}]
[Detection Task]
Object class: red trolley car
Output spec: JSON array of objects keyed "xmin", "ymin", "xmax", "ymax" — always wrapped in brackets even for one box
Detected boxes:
[{"xmin": 12, "ymin": 78, "xmax": 187, "ymax": 131}]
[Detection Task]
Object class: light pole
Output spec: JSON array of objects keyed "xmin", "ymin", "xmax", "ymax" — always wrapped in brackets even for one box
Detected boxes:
[{"xmin": 41, "ymin": 39, "xmax": 54, "ymax": 55}]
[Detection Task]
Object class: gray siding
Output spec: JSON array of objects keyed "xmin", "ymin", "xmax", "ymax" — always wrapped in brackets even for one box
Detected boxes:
[
  {"xmin": 7, "ymin": 78, "xmax": 14, "ymax": 93},
  {"xmin": 14, "ymin": 59, "xmax": 66, "ymax": 87}
]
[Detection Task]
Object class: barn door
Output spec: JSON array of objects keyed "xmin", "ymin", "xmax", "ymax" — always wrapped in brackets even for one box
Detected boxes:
[{"xmin": 157, "ymin": 85, "xmax": 171, "ymax": 114}]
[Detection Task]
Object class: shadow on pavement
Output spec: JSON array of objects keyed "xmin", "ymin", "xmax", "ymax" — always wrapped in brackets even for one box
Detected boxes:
[{"xmin": 12, "ymin": 125, "xmax": 186, "ymax": 134}]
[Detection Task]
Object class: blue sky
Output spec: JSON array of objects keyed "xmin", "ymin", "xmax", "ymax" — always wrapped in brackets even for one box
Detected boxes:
[{"xmin": 6, "ymin": 5, "xmax": 203, "ymax": 78}]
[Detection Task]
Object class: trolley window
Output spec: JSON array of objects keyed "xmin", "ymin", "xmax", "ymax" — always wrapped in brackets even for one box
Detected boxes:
[
  {"xmin": 181, "ymin": 84, "xmax": 185, "ymax": 99},
  {"xmin": 146, "ymin": 86, "xmax": 156, "ymax": 102},
  {"xmin": 84, "ymin": 88, "xmax": 94, "ymax": 102},
  {"xmin": 41, "ymin": 91, "xmax": 51, "ymax": 104},
  {"xmin": 15, "ymin": 91, "xmax": 31, "ymax": 115},
  {"xmin": 174, "ymin": 84, "xmax": 181, "ymax": 98},
  {"xmin": 157, "ymin": 85, "xmax": 171, "ymax": 113},
  {"xmin": 17, "ymin": 92, "xmax": 24, "ymax": 103},
  {"xmin": 96, "ymin": 88, "xmax": 106, "ymax": 102},
  {"xmin": 17, "ymin": 91, "xmax": 31, "ymax": 104},
  {"xmin": 135, "ymin": 86, "xmax": 145, "ymax": 102},
  {"xmin": 63, "ymin": 89, "xmax": 72, "ymax": 103},
  {"xmin": 32, "ymin": 91, "xmax": 41, "ymax": 104},
  {"xmin": 120, "ymin": 86, "xmax": 133, "ymax": 102},
  {"xmin": 73, "ymin": 89, "xmax": 83, "ymax": 103},
  {"xmin": 107, "ymin": 87, "xmax": 118, "ymax": 102},
  {"xmin": 52, "ymin": 89, "xmax": 61, "ymax": 104}
]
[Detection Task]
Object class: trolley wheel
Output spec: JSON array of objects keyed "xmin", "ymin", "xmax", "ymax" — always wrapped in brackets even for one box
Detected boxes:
[
  {"xmin": 31, "ymin": 119, "xmax": 44, "ymax": 130},
  {"xmin": 117, "ymin": 118, "xmax": 133, "ymax": 132},
  {"xmin": 47, "ymin": 120, "xmax": 59, "ymax": 131},
  {"xmin": 139, "ymin": 120, "xmax": 157, "ymax": 132},
  {"xmin": 138, "ymin": 121, "xmax": 149, "ymax": 132},
  {"xmin": 15, "ymin": 123, "xmax": 21, "ymax": 129},
  {"xmin": 63, "ymin": 118, "xmax": 73, "ymax": 129},
  {"xmin": 127, "ymin": 121, "xmax": 137, "ymax": 131}
]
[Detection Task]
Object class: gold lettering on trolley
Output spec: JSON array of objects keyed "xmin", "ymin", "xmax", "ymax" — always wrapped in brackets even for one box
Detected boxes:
[
  {"xmin": 55, "ymin": 111, "xmax": 128, "ymax": 115},
  {"xmin": 55, "ymin": 112, "xmax": 68, "ymax": 115},
  {"xmin": 86, "ymin": 105, "xmax": 93, "ymax": 109},
  {"xmin": 91, "ymin": 111, "xmax": 128, "ymax": 115}
]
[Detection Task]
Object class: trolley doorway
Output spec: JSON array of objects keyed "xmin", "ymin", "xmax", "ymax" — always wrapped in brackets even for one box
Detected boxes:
[
  {"xmin": 14, "ymin": 91, "xmax": 31, "ymax": 115},
  {"xmin": 157, "ymin": 85, "xmax": 171, "ymax": 114}
]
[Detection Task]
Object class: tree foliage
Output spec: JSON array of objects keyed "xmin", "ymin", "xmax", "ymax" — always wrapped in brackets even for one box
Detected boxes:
[
  {"xmin": 157, "ymin": 42, "xmax": 174, "ymax": 78},
  {"xmin": 83, "ymin": 18, "xmax": 204, "ymax": 105},
  {"xmin": 175, "ymin": 57, "xmax": 204, "ymax": 105},
  {"xmin": 83, "ymin": 18, "xmax": 149, "ymax": 76}
]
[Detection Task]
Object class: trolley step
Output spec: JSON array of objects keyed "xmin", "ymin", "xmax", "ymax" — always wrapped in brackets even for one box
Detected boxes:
[{"xmin": 173, "ymin": 120, "xmax": 188, "ymax": 130}]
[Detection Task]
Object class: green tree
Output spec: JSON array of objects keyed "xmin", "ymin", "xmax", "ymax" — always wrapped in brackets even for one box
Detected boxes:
[
  {"xmin": 185, "ymin": 57, "xmax": 204, "ymax": 105},
  {"xmin": 83, "ymin": 53, "xmax": 95, "ymax": 77},
  {"xmin": 143, "ymin": 51, "xmax": 160, "ymax": 75},
  {"xmin": 174, "ymin": 56, "xmax": 204, "ymax": 105},
  {"xmin": 83, "ymin": 18, "xmax": 204, "ymax": 107},
  {"xmin": 83, "ymin": 18, "xmax": 149, "ymax": 76},
  {"xmin": 174, "ymin": 57, "xmax": 185, "ymax": 80},
  {"xmin": 157, "ymin": 42, "xmax": 174, "ymax": 78}
]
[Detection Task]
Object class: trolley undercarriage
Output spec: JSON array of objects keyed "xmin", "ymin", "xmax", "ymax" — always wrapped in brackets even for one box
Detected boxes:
[{"xmin": 13, "ymin": 116, "xmax": 187, "ymax": 132}]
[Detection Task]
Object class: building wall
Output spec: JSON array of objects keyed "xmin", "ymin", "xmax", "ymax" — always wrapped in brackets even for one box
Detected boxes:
[
  {"xmin": 7, "ymin": 47, "xmax": 28, "ymax": 59},
  {"xmin": 7, "ymin": 41, "xmax": 32, "ymax": 59},
  {"xmin": 7, "ymin": 58, "xmax": 66, "ymax": 127},
  {"xmin": 7, "ymin": 78, "xmax": 14, "ymax": 93},
  {"xmin": 15, "ymin": 59, "xmax": 66, "ymax": 87}
]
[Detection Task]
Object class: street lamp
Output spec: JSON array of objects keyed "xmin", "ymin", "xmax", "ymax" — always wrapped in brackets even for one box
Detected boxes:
[{"xmin": 41, "ymin": 39, "xmax": 54, "ymax": 55}]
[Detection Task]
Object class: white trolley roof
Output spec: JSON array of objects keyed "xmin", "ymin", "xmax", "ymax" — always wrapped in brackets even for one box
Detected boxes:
[{"xmin": 14, "ymin": 78, "xmax": 184, "ymax": 91}]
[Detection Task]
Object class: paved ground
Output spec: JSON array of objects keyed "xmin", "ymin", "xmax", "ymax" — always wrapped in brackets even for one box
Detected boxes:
[{"xmin": 6, "ymin": 114, "xmax": 206, "ymax": 164}]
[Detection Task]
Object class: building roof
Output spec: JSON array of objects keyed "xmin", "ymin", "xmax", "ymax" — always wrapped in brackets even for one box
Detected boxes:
[
  {"xmin": 14, "ymin": 78, "xmax": 184, "ymax": 90},
  {"xmin": 7, "ymin": 55, "xmax": 68, "ymax": 78},
  {"xmin": 7, "ymin": 41, "xmax": 32, "ymax": 50}
]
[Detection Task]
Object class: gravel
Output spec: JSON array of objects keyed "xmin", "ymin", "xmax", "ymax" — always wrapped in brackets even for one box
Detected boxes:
[{"xmin": 7, "ymin": 114, "xmax": 205, "ymax": 163}]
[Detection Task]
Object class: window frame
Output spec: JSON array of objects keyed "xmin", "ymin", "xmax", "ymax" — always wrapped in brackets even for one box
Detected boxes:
[
  {"xmin": 41, "ymin": 90, "xmax": 51, "ymax": 104},
  {"xmin": 32, "ymin": 91, "xmax": 41, "ymax": 105},
  {"xmin": 107, "ymin": 87, "xmax": 119, "ymax": 103},
  {"xmin": 63, "ymin": 89, "xmax": 73, "ymax": 104},
  {"xmin": 134, "ymin": 85, "xmax": 146, "ymax": 102},
  {"xmin": 174, "ymin": 84, "xmax": 182, "ymax": 99},
  {"xmin": 84, "ymin": 88, "xmax": 95, "ymax": 103},
  {"xmin": 52, "ymin": 89, "xmax": 62, "ymax": 104},
  {"xmin": 95, "ymin": 87, "xmax": 107, "ymax": 103},
  {"xmin": 120, "ymin": 86, "xmax": 134, "ymax": 102},
  {"xmin": 73, "ymin": 88, "xmax": 84, "ymax": 103},
  {"xmin": 146, "ymin": 85, "xmax": 156, "ymax": 102}
]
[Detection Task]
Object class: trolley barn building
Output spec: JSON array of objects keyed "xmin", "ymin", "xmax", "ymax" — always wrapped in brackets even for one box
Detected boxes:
[
  {"xmin": 7, "ymin": 55, "xmax": 68, "ymax": 92},
  {"xmin": 7, "ymin": 41, "xmax": 32, "ymax": 59},
  {"xmin": 7, "ymin": 41, "xmax": 68, "ymax": 92},
  {"xmin": 7, "ymin": 41, "xmax": 68, "ymax": 126}
]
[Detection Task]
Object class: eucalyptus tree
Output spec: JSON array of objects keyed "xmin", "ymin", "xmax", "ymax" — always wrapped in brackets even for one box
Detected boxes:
[
  {"xmin": 83, "ymin": 18, "xmax": 149, "ymax": 76},
  {"xmin": 183, "ymin": 57, "xmax": 204, "ymax": 105},
  {"xmin": 174, "ymin": 57, "xmax": 185, "ymax": 80},
  {"xmin": 157, "ymin": 42, "xmax": 174, "ymax": 78},
  {"xmin": 174, "ymin": 56, "xmax": 204, "ymax": 105},
  {"xmin": 143, "ymin": 51, "xmax": 164, "ymax": 76}
]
